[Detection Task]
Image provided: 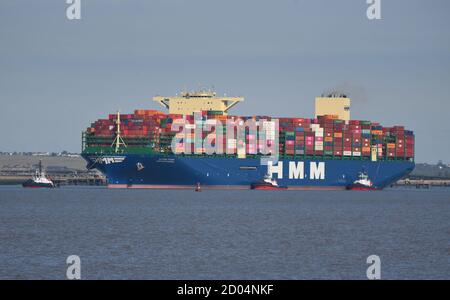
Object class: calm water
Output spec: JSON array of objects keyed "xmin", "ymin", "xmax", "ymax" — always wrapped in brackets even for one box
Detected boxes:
[{"xmin": 0, "ymin": 185, "xmax": 448, "ymax": 279}]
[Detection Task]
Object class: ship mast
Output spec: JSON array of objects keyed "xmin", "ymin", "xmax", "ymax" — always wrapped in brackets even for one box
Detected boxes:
[{"xmin": 111, "ymin": 111, "xmax": 127, "ymax": 153}]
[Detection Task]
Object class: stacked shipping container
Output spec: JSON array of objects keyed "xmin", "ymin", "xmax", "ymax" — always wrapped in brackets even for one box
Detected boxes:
[{"xmin": 83, "ymin": 111, "xmax": 414, "ymax": 160}]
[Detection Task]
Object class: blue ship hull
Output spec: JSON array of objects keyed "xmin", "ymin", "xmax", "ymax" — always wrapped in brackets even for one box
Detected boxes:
[{"xmin": 82, "ymin": 154, "xmax": 414, "ymax": 190}]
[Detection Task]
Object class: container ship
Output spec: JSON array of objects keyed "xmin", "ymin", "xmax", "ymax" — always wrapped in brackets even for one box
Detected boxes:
[{"xmin": 81, "ymin": 90, "xmax": 415, "ymax": 190}]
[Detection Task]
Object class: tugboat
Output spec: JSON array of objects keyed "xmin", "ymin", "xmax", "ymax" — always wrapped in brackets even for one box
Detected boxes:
[
  {"xmin": 346, "ymin": 172, "xmax": 376, "ymax": 191},
  {"xmin": 251, "ymin": 174, "xmax": 288, "ymax": 190},
  {"xmin": 22, "ymin": 161, "xmax": 55, "ymax": 188}
]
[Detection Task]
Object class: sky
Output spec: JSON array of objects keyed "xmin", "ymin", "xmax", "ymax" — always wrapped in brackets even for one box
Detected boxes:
[{"xmin": 0, "ymin": 0, "xmax": 449, "ymax": 163}]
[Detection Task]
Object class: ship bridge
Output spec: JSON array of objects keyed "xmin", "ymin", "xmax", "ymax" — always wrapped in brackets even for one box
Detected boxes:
[{"xmin": 153, "ymin": 89, "xmax": 244, "ymax": 115}]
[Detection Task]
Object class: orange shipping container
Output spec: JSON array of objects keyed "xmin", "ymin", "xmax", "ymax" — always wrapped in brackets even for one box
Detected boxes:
[
  {"xmin": 387, "ymin": 143, "xmax": 396, "ymax": 149},
  {"xmin": 322, "ymin": 114, "xmax": 339, "ymax": 120}
]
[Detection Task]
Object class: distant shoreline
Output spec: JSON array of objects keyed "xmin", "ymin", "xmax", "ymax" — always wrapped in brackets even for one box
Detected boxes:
[{"xmin": 0, "ymin": 154, "xmax": 105, "ymax": 186}]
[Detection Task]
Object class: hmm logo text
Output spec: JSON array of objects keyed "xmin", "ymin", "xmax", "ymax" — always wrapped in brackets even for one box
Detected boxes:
[
  {"xmin": 98, "ymin": 157, "xmax": 126, "ymax": 164},
  {"xmin": 268, "ymin": 161, "xmax": 325, "ymax": 180}
]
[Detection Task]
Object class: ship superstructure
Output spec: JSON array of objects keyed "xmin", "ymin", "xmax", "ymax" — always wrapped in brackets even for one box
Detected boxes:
[{"xmin": 153, "ymin": 89, "xmax": 243, "ymax": 115}]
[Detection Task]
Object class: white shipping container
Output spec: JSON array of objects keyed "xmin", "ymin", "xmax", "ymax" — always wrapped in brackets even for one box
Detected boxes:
[
  {"xmin": 343, "ymin": 151, "xmax": 352, "ymax": 156},
  {"xmin": 266, "ymin": 132, "xmax": 276, "ymax": 140},
  {"xmin": 263, "ymin": 121, "xmax": 276, "ymax": 139},
  {"xmin": 315, "ymin": 146, "xmax": 324, "ymax": 150},
  {"xmin": 227, "ymin": 139, "xmax": 237, "ymax": 146},
  {"xmin": 237, "ymin": 148, "xmax": 246, "ymax": 158},
  {"xmin": 172, "ymin": 119, "xmax": 185, "ymax": 125},
  {"xmin": 353, "ymin": 151, "xmax": 361, "ymax": 156},
  {"xmin": 205, "ymin": 119, "xmax": 217, "ymax": 126},
  {"xmin": 263, "ymin": 121, "xmax": 276, "ymax": 129}
]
